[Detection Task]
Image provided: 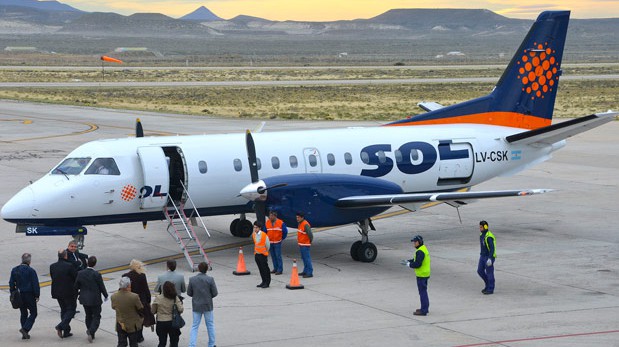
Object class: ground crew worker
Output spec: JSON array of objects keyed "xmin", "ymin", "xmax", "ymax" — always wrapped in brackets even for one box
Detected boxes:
[
  {"xmin": 296, "ymin": 212, "xmax": 314, "ymax": 278},
  {"xmin": 266, "ymin": 210, "xmax": 288, "ymax": 275},
  {"xmin": 478, "ymin": 220, "xmax": 496, "ymax": 294},
  {"xmin": 252, "ymin": 220, "xmax": 271, "ymax": 288},
  {"xmin": 402, "ymin": 235, "xmax": 431, "ymax": 316}
]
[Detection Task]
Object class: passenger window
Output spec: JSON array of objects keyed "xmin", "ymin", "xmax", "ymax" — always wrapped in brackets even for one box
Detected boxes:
[
  {"xmin": 360, "ymin": 152, "xmax": 370, "ymax": 164},
  {"xmin": 344, "ymin": 152, "xmax": 352, "ymax": 165},
  {"xmin": 198, "ymin": 161, "xmax": 208, "ymax": 174},
  {"xmin": 327, "ymin": 153, "xmax": 335, "ymax": 166},
  {"xmin": 289, "ymin": 155, "xmax": 298, "ymax": 168},
  {"xmin": 271, "ymin": 156, "xmax": 280, "ymax": 169},
  {"xmin": 53, "ymin": 157, "xmax": 91, "ymax": 175},
  {"xmin": 377, "ymin": 150, "xmax": 387, "ymax": 164},
  {"xmin": 233, "ymin": 159, "xmax": 242, "ymax": 172},
  {"xmin": 85, "ymin": 158, "xmax": 120, "ymax": 175},
  {"xmin": 394, "ymin": 150, "xmax": 403, "ymax": 163},
  {"xmin": 308, "ymin": 154, "xmax": 317, "ymax": 167}
]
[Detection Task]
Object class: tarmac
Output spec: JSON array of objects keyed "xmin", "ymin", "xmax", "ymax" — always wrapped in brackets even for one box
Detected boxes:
[{"xmin": 0, "ymin": 99, "xmax": 618, "ymax": 346}]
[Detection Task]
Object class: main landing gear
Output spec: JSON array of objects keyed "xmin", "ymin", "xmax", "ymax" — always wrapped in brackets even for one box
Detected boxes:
[
  {"xmin": 230, "ymin": 213, "xmax": 253, "ymax": 238},
  {"xmin": 350, "ymin": 219, "xmax": 377, "ymax": 263}
]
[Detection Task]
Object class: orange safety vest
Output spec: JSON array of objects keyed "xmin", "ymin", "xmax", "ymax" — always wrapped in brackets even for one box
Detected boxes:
[
  {"xmin": 266, "ymin": 218, "xmax": 284, "ymax": 244},
  {"xmin": 297, "ymin": 220, "xmax": 311, "ymax": 246},
  {"xmin": 253, "ymin": 231, "xmax": 269, "ymax": 256}
]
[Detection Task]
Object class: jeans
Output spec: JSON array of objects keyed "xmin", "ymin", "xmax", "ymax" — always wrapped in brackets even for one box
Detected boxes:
[
  {"xmin": 270, "ymin": 242, "xmax": 283, "ymax": 273},
  {"xmin": 189, "ymin": 310, "xmax": 215, "ymax": 347},
  {"xmin": 299, "ymin": 246, "xmax": 313, "ymax": 275},
  {"xmin": 477, "ymin": 256, "xmax": 495, "ymax": 292},
  {"xmin": 416, "ymin": 277, "xmax": 430, "ymax": 313},
  {"xmin": 19, "ymin": 292, "xmax": 37, "ymax": 332}
]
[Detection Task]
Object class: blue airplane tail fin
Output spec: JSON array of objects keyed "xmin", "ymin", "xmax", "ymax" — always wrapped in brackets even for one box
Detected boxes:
[{"xmin": 388, "ymin": 11, "xmax": 570, "ymax": 130}]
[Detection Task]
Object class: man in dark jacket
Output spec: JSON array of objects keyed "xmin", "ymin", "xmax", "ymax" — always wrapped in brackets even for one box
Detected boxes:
[
  {"xmin": 187, "ymin": 262, "xmax": 218, "ymax": 347},
  {"xmin": 66, "ymin": 240, "xmax": 88, "ymax": 271},
  {"xmin": 9, "ymin": 253, "xmax": 40, "ymax": 340},
  {"xmin": 50, "ymin": 249, "xmax": 78, "ymax": 338},
  {"xmin": 75, "ymin": 256, "xmax": 108, "ymax": 343}
]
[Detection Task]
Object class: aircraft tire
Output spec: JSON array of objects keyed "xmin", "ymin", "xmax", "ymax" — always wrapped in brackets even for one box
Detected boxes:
[
  {"xmin": 356, "ymin": 242, "xmax": 377, "ymax": 263},
  {"xmin": 230, "ymin": 218, "xmax": 240, "ymax": 236},
  {"xmin": 236, "ymin": 219, "xmax": 253, "ymax": 238},
  {"xmin": 350, "ymin": 241, "xmax": 362, "ymax": 261}
]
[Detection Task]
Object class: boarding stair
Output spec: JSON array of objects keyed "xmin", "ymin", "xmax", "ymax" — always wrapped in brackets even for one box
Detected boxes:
[{"xmin": 163, "ymin": 183, "xmax": 211, "ymax": 271}]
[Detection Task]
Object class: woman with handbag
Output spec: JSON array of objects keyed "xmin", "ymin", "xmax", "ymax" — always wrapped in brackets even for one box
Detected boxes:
[{"xmin": 152, "ymin": 281, "xmax": 184, "ymax": 347}]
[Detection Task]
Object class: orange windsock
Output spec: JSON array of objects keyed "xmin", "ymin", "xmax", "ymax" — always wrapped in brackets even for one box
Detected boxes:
[
  {"xmin": 232, "ymin": 247, "xmax": 251, "ymax": 276},
  {"xmin": 100, "ymin": 55, "xmax": 123, "ymax": 64},
  {"xmin": 285, "ymin": 259, "xmax": 304, "ymax": 290}
]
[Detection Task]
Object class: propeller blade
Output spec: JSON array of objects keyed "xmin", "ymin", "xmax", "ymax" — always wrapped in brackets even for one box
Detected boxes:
[
  {"xmin": 136, "ymin": 118, "xmax": 144, "ymax": 138},
  {"xmin": 245, "ymin": 130, "xmax": 259, "ymax": 183},
  {"xmin": 257, "ymin": 183, "xmax": 288, "ymax": 195},
  {"xmin": 255, "ymin": 200, "xmax": 266, "ymax": 224}
]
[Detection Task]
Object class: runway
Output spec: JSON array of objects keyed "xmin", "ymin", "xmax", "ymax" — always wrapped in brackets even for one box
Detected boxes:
[{"xmin": 1, "ymin": 100, "xmax": 618, "ymax": 346}]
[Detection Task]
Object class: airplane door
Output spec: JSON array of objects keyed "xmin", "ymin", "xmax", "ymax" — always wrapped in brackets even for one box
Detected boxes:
[
  {"xmin": 137, "ymin": 146, "xmax": 170, "ymax": 209},
  {"xmin": 303, "ymin": 148, "xmax": 322, "ymax": 173},
  {"xmin": 437, "ymin": 141, "xmax": 474, "ymax": 185}
]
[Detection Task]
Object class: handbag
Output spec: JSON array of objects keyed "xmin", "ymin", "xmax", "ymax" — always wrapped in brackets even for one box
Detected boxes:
[
  {"xmin": 10, "ymin": 290, "xmax": 21, "ymax": 309},
  {"xmin": 171, "ymin": 302, "xmax": 185, "ymax": 329}
]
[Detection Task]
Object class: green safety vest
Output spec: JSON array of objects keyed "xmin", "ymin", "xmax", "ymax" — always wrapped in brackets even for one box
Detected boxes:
[
  {"xmin": 413, "ymin": 244, "xmax": 431, "ymax": 278},
  {"xmin": 484, "ymin": 230, "xmax": 497, "ymax": 258}
]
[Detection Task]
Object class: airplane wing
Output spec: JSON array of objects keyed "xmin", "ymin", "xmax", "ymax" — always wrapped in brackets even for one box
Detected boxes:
[
  {"xmin": 506, "ymin": 111, "xmax": 617, "ymax": 146},
  {"xmin": 335, "ymin": 188, "xmax": 553, "ymax": 208}
]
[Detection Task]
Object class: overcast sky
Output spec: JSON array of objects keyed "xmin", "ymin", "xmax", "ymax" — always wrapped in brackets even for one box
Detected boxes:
[{"xmin": 59, "ymin": 0, "xmax": 619, "ymax": 21}]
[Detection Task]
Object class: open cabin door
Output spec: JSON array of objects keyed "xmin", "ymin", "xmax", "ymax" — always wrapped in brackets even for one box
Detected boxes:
[{"xmin": 137, "ymin": 146, "xmax": 170, "ymax": 209}]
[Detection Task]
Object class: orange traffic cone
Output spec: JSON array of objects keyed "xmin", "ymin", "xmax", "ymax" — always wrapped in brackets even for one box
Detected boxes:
[
  {"xmin": 286, "ymin": 259, "xmax": 304, "ymax": 290},
  {"xmin": 232, "ymin": 247, "xmax": 251, "ymax": 275}
]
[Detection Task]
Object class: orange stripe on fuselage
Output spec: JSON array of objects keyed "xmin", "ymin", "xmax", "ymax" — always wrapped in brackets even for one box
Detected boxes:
[{"xmin": 386, "ymin": 112, "xmax": 551, "ymax": 130}]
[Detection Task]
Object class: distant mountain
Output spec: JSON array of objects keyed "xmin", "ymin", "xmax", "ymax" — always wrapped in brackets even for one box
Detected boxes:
[
  {"xmin": 0, "ymin": 0, "xmax": 82, "ymax": 12},
  {"xmin": 180, "ymin": 6, "xmax": 222, "ymax": 21}
]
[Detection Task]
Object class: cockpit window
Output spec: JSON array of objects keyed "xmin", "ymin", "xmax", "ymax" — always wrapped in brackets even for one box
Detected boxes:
[
  {"xmin": 52, "ymin": 157, "xmax": 91, "ymax": 175},
  {"xmin": 85, "ymin": 158, "xmax": 120, "ymax": 175}
]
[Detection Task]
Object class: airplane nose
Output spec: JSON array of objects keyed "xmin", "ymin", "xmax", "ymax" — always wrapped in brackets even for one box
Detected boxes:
[{"xmin": 1, "ymin": 186, "xmax": 35, "ymax": 221}]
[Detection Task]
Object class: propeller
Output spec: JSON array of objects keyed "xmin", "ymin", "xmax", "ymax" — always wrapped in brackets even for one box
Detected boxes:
[
  {"xmin": 245, "ymin": 130, "xmax": 266, "ymax": 224},
  {"xmin": 136, "ymin": 118, "xmax": 144, "ymax": 138}
]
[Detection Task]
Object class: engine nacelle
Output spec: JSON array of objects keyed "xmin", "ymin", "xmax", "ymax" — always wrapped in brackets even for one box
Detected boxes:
[{"xmin": 261, "ymin": 173, "xmax": 403, "ymax": 227}]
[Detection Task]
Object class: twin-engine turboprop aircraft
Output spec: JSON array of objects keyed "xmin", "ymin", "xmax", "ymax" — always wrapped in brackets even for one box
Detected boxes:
[{"xmin": 2, "ymin": 11, "xmax": 616, "ymax": 263}]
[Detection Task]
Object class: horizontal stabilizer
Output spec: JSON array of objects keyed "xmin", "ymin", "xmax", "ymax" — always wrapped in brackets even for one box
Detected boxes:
[
  {"xmin": 336, "ymin": 189, "xmax": 553, "ymax": 208},
  {"xmin": 417, "ymin": 101, "xmax": 445, "ymax": 112},
  {"xmin": 506, "ymin": 111, "xmax": 617, "ymax": 146}
]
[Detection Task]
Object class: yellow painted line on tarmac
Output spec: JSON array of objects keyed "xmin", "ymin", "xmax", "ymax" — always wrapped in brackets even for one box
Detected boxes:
[
  {"xmin": 0, "ymin": 208, "xmax": 419, "ymax": 290},
  {"xmin": 6, "ymin": 122, "xmax": 99, "ymax": 142}
]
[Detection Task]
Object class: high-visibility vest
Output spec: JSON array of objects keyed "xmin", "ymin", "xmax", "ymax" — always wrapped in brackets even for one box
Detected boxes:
[
  {"xmin": 266, "ymin": 218, "xmax": 284, "ymax": 244},
  {"xmin": 253, "ymin": 231, "xmax": 269, "ymax": 256},
  {"xmin": 297, "ymin": 220, "xmax": 311, "ymax": 246},
  {"xmin": 483, "ymin": 230, "xmax": 497, "ymax": 258},
  {"xmin": 413, "ymin": 244, "xmax": 431, "ymax": 278}
]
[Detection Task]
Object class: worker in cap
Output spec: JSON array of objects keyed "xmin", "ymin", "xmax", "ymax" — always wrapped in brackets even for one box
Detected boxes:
[
  {"xmin": 478, "ymin": 221, "xmax": 496, "ymax": 294},
  {"xmin": 401, "ymin": 235, "xmax": 431, "ymax": 316}
]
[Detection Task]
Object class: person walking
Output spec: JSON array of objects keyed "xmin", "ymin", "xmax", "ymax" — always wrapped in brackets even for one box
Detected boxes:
[
  {"xmin": 478, "ymin": 220, "xmax": 496, "ymax": 295},
  {"xmin": 123, "ymin": 259, "xmax": 155, "ymax": 343},
  {"xmin": 266, "ymin": 210, "xmax": 288, "ymax": 275},
  {"xmin": 403, "ymin": 235, "xmax": 431, "ymax": 316},
  {"xmin": 66, "ymin": 240, "xmax": 88, "ymax": 271},
  {"xmin": 74, "ymin": 256, "xmax": 108, "ymax": 343},
  {"xmin": 187, "ymin": 262, "xmax": 218, "ymax": 347},
  {"xmin": 154, "ymin": 259, "xmax": 186, "ymax": 300},
  {"xmin": 50, "ymin": 249, "xmax": 78, "ymax": 338},
  {"xmin": 152, "ymin": 281, "xmax": 184, "ymax": 347},
  {"xmin": 253, "ymin": 220, "xmax": 271, "ymax": 288},
  {"xmin": 9, "ymin": 253, "xmax": 40, "ymax": 340},
  {"xmin": 111, "ymin": 277, "xmax": 144, "ymax": 347},
  {"xmin": 296, "ymin": 212, "xmax": 314, "ymax": 278}
]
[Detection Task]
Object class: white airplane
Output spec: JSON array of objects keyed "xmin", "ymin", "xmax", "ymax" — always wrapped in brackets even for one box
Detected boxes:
[{"xmin": 1, "ymin": 11, "xmax": 616, "ymax": 264}]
